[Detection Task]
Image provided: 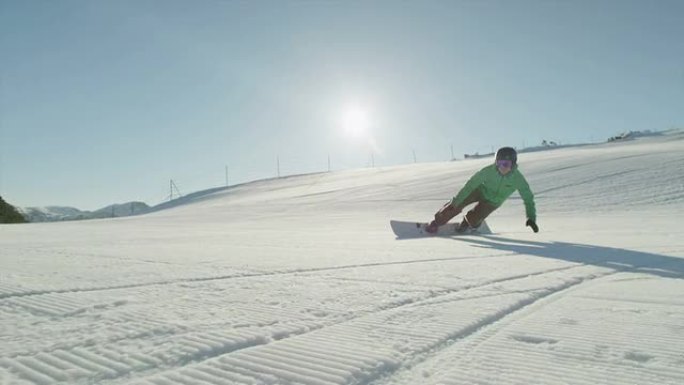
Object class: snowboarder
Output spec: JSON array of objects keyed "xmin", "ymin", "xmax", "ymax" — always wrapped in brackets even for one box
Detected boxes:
[{"xmin": 425, "ymin": 147, "xmax": 538, "ymax": 234}]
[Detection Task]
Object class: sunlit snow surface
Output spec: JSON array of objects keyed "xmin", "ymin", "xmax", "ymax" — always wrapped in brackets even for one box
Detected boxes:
[{"xmin": 2, "ymin": 133, "xmax": 683, "ymax": 385}]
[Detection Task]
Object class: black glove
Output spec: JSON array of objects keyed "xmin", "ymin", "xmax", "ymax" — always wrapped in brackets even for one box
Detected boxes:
[{"xmin": 526, "ymin": 219, "xmax": 539, "ymax": 233}]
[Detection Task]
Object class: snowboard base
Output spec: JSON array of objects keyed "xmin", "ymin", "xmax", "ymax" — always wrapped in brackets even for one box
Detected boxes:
[{"xmin": 390, "ymin": 220, "xmax": 491, "ymax": 238}]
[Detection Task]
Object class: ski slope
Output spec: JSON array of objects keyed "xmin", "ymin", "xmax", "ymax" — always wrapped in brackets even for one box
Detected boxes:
[{"xmin": 1, "ymin": 132, "xmax": 683, "ymax": 385}]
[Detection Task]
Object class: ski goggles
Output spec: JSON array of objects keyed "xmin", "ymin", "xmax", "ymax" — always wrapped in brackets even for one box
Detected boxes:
[{"xmin": 496, "ymin": 159, "xmax": 513, "ymax": 168}]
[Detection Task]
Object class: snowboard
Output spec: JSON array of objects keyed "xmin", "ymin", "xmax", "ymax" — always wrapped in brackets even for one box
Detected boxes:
[{"xmin": 390, "ymin": 219, "xmax": 491, "ymax": 238}]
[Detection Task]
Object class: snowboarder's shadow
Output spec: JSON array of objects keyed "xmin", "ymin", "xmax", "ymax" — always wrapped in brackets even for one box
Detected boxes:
[{"xmin": 460, "ymin": 236, "xmax": 684, "ymax": 280}]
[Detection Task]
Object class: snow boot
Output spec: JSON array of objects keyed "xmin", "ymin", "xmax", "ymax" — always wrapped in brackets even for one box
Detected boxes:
[
  {"xmin": 456, "ymin": 218, "xmax": 471, "ymax": 233},
  {"xmin": 425, "ymin": 221, "xmax": 439, "ymax": 234}
]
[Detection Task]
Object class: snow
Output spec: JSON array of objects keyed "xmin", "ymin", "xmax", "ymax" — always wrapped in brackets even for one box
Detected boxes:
[{"xmin": 1, "ymin": 132, "xmax": 684, "ymax": 385}]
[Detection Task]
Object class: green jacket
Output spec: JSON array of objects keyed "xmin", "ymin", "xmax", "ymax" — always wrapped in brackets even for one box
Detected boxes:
[{"xmin": 451, "ymin": 164, "xmax": 536, "ymax": 221}]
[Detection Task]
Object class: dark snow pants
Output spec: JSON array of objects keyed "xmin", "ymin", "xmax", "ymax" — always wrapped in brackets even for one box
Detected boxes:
[{"xmin": 433, "ymin": 189, "xmax": 498, "ymax": 228}]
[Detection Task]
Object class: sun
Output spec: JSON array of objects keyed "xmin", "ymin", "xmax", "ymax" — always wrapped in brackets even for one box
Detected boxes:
[{"xmin": 341, "ymin": 106, "xmax": 370, "ymax": 139}]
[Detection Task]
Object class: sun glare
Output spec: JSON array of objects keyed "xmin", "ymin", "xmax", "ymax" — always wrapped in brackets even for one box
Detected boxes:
[{"xmin": 341, "ymin": 106, "xmax": 370, "ymax": 139}]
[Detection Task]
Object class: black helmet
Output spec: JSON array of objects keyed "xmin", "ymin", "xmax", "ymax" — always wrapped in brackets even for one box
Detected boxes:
[{"xmin": 495, "ymin": 147, "xmax": 517, "ymax": 165}]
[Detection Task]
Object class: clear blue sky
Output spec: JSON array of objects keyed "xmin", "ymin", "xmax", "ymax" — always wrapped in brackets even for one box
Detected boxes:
[{"xmin": 1, "ymin": 0, "xmax": 682, "ymax": 210}]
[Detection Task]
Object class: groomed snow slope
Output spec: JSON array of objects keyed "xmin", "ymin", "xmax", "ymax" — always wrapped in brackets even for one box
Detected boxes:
[{"xmin": 1, "ymin": 133, "xmax": 683, "ymax": 385}]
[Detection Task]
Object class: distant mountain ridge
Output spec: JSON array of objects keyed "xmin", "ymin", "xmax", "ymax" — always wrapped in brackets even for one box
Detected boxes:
[{"xmin": 19, "ymin": 202, "xmax": 151, "ymax": 222}]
